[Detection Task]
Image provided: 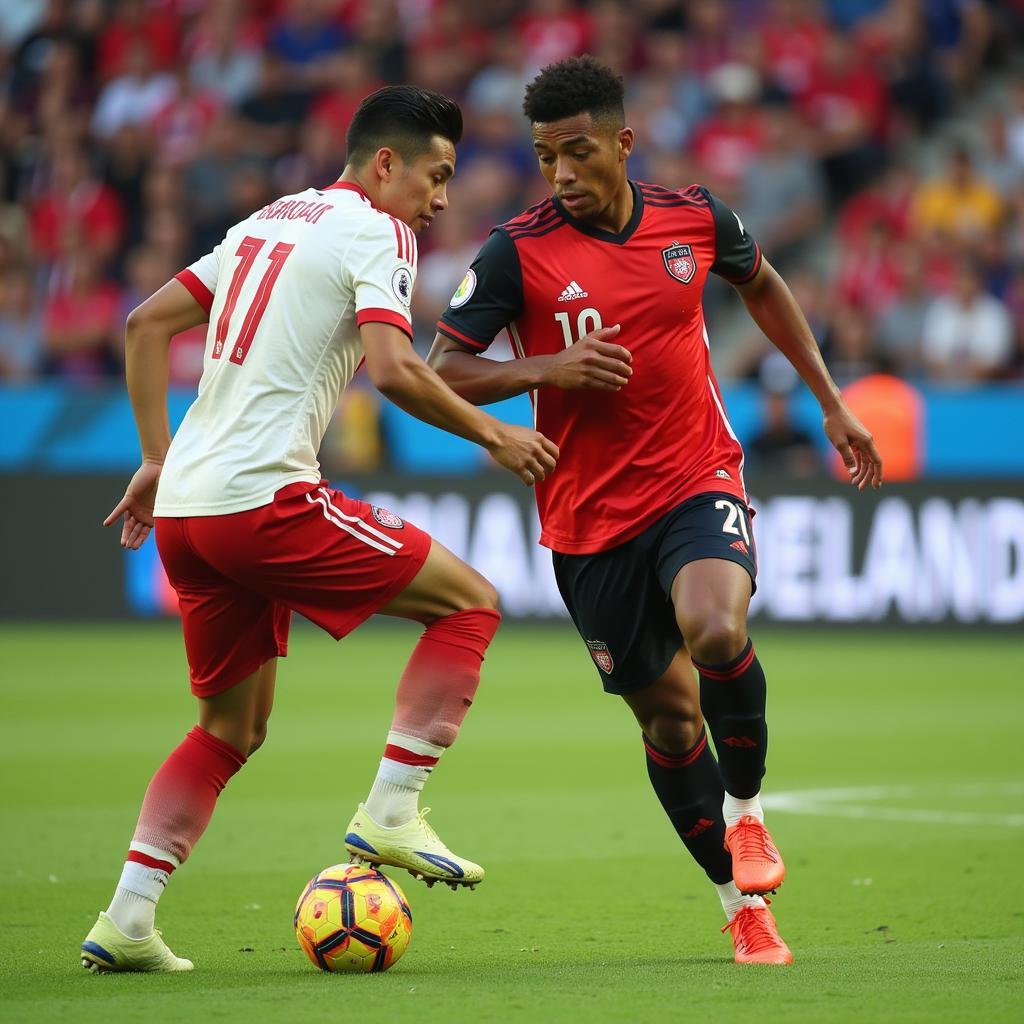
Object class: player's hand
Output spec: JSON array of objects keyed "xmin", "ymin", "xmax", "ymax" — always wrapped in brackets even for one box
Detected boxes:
[
  {"xmin": 823, "ymin": 404, "xmax": 883, "ymax": 491},
  {"xmin": 104, "ymin": 461, "xmax": 162, "ymax": 549},
  {"xmin": 547, "ymin": 324, "xmax": 632, "ymax": 391},
  {"xmin": 486, "ymin": 424, "xmax": 560, "ymax": 486}
]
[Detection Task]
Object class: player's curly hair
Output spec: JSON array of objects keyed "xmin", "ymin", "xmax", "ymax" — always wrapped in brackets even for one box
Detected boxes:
[
  {"xmin": 522, "ymin": 55, "xmax": 625, "ymax": 128},
  {"xmin": 346, "ymin": 85, "xmax": 463, "ymax": 164}
]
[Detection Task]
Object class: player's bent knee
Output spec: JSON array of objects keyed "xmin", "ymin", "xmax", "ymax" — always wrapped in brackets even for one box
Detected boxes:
[
  {"xmin": 643, "ymin": 708, "xmax": 704, "ymax": 754},
  {"xmin": 684, "ymin": 616, "xmax": 747, "ymax": 665}
]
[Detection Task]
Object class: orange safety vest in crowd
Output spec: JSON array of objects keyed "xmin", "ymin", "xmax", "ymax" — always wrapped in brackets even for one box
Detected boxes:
[{"xmin": 831, "ymin": 373, "xmax": 924, "ymax": 482}]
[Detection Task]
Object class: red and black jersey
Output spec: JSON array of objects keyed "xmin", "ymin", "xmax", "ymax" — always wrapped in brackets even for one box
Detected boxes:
[{"xmin": 437, "ymin": 181, "xmax": 761, "ymax": 555}]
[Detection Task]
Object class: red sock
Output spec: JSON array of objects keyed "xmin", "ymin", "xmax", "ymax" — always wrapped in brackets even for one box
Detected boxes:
[
  {"xmin": 130, "ymin": 726, "xmax": 246, "ymax": 865},
  {"xmin": 389, "ymin": 608, "xmax": 501, "ymax": 748}
]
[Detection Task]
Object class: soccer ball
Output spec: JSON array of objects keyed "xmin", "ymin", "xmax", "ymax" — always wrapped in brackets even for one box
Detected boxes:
[{"xmin": 294, "ymin": 864, "xmax": 413, "ymax": 973}]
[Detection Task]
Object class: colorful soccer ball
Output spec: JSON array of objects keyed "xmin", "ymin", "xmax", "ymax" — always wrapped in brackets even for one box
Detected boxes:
[{"xmin": 294, "ymin": 864, "xmax": 413, "ymax": 973}]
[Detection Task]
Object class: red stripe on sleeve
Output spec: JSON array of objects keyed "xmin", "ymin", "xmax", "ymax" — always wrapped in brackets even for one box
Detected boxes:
[
  {"xmin": 436, "ymin": 319, "xmax": 488, "ymax": 351},
  {"xmin": 403, "ymin": 223, "xmax": 416, "ymax": 268},
  {"xmin": 174, "ymin": 269, "xmax": 214, "ymax": 314},
  {"xmin": 357, "ymin": 307, "xmax": 413, "ymax": 340},
  {"xmin": 389, "ymin": 217, "xmax": 405, "ymax": 262}
]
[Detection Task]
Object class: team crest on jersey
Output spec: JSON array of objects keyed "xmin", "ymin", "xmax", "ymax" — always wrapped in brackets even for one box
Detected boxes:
[
  {"xmin": 371, "ymin": 506, "xmax": 404, "ymax": 529},
  {"xmin": 391, "ymin": 266, "xmax": 413, "ymax": 307},
  {"xmin": 586, "ymin": 640, "xmax": 614, "ymax": 673},
  {"xmin": 662, "ymin": 243, "xmax": 696, "ymax": 284},
  {"xmin": 449, "ymin": 269, "xmax": 476, "ymax": 308}
]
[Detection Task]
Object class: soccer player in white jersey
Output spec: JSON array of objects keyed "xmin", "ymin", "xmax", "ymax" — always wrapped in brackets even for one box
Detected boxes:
[{"xmin": 80, "ymin": 86, "xmax": 559, "ymax": 974}]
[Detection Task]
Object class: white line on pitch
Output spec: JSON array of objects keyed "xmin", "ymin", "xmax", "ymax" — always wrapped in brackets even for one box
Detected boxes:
[{"xmin": 762, "ymin": 783, "xmax": 1024, "ymax": 828}]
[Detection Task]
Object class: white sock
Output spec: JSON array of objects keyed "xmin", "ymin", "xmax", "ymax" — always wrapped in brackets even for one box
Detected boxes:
[
  {"xmin": 364, "ymin": 733, "xmax": 444, "ymax": 827},
  {"xmin": 723, "ymin": 791, "xmax": 764, "ymax": 826},
  {"xmin": 106, "ymin": 846, "xmax": 179, "ymax": 939},
  {"xmin": 714, "ymin": 880, "xmax": 765, "ymax": 922}
]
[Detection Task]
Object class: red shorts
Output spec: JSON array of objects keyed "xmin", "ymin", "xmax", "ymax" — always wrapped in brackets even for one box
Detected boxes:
[{"xmin": 155, "ymin": 481, "xmax": 431, "ymax": 697}]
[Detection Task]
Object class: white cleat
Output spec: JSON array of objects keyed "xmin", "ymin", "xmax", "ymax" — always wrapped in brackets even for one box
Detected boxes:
[
  {"xmin": 344, "ymin": 804, "xmax": 484, "ymax": 888},
  {"xmin": 80, "ymin": 912, "xmax": 194, "ymax": 973}
]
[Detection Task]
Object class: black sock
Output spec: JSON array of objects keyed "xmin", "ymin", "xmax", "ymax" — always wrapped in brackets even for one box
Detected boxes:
[
  {"xmin": 643, "ymin": 728, "xmax": 732, "ymax": 884},
  {"xmin": 693, "ymin": 638, "xmax": 767, "ymax": 800}
]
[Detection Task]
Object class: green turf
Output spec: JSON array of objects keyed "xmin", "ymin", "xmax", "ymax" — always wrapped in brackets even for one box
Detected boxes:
[{"xmin": 0, "ymin": 623, "xmax": 1021, "ymax": 1024}]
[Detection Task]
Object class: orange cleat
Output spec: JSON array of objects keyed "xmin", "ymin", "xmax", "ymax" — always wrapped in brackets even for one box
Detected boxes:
[
  {"xmin": 724, "ymin": 815, "xmax": 786, "ymax": 895},
  {"xmin": 722, "ymin": 900, "xmax": 793, "ymax": 965}
]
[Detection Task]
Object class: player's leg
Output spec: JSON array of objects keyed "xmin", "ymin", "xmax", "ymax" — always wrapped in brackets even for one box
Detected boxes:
[
  {"xmin": 654, "ymin": 493, "xmax": 785, "ymax": 896},
  {"xmin": 345, "ymin": 539, "xmax": 500, "ymax": 887},
  {"xmin": 82, "ymin": 519, "xmax": 289, "ymax": 973},
  {"xmin": 621, "ymin": 645, "xmax": 789, "ymax": 964},
  {"xmin": 670, "ymin": 556, "xmax": 785, "ymax": 897}
]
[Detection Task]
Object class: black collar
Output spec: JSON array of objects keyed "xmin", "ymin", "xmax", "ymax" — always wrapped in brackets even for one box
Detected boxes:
[{"xmin": 552, "ymin": 180, "xmax": 644, "ymax": 245}]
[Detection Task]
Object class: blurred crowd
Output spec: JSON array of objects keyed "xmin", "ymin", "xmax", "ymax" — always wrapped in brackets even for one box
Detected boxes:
[{"xmin": 0, "ymin": 0, "xmax": 1022, "ymax": 470}]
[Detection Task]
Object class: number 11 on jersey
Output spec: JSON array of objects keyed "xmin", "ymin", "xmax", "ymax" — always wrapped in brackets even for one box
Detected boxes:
[{"xmin": 213, "ymin": 235, "xmax": 295, "ymax": 364}]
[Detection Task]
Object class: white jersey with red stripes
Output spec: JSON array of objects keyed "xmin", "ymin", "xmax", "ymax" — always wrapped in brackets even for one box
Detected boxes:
[{"xmin": 154, "ymin": 181, "xmax": 417, "ymax": 517}]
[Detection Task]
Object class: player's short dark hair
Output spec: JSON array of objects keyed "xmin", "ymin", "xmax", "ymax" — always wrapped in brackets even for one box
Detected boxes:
[
  {"xmin": 345, "ymin": 86, "xmax": 463, "ymax": 165},
  {"xmin": 522, "ymin": 55, "xmax": 625, "ymax": 129}
]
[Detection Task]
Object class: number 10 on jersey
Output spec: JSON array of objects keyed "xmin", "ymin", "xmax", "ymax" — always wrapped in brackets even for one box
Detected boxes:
[
  {"xmin": 213, "ymin": 235, "xmax": 295, "ymax": 364},
  {"xmin": 554, "ymin": 307, "xmax": 603, "ymax": 347}
]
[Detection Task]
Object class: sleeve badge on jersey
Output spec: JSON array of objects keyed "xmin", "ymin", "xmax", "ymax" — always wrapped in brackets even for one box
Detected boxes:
[
  {"xmin": 372, "ymin": 505, "xmax": 404, "ymax": 529},
  {"xmin": 585, "ymin": 640, "xmax": 614, "ymax": 674},
  {"xmin": 448, "ymin": 269, "xmax": 476, "ymax": 308},
  {"xmin": 391, "ymin": 266, "xmax": 413, "ymax": 307},
  {"xmin": 662, "ymin": 243, "xmax": 696, "ymax": 284}
]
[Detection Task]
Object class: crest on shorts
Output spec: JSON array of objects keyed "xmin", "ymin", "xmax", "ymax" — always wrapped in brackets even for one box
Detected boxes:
[
  {"xmin": 586, "ymin": 640, "xmax": 614, "ymax": 673},
  {"xmin": 372, "ymin": 505, "xmax": 404, "ymax": 529},
  {"xmin": 662, "ymin": 243, "xmax": 696, "ymax": 284}
]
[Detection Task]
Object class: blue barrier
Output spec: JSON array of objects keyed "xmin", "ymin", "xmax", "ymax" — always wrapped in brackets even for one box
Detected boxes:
[{"xmin": 1, "ymin": 381, "xmax": 1021, "ymax": 476}]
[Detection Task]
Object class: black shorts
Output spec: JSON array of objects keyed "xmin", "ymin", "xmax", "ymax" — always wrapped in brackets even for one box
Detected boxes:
[{"xmin": 552, "ymin": 491, "xmax": 757, "ymax": 695}]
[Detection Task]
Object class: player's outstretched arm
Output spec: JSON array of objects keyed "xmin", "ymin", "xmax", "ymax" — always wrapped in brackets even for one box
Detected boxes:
[
  {"xmin": 427, "ymin": 326, "xmax": 632, "ymax": 406},
  {"xmin": 361, "ymin": 322, "xmax": 559, "ymax": 486},
  {"xmin": 105, "ymin": 279, "xmax": 211, "ymax": 548},
  {"xmin": 734, "ymin": 259, "xmax": 883, "ymax": 491}
]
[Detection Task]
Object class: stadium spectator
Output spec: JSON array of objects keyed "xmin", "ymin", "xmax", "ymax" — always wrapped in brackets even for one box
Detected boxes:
[
  {"xmin": 738, "ymin": 103, "xmax": 826, "ymax": 262},
  {"xmin": 874, "ymin": 242, "xmax": 931, "ymax": 376},
  {"xmin": 977, "ymin": 110, "xmax": 1024, "ymax": 196},
  {"xmin": 91, "ymin": 40, "xmax": 177, "ymax": 140},
  {"xmin": 756, "ymin": 0, "xmax": 827, "ymax": 99},
  {"xmin": 186, "ymin": 0, "xmax": 263, "ymax": 107},
  {"xmin": 237, "ymin": 52, "xmax": 312, "ymax": 159},
  {"xmin": 747, "ymin": 381, "xmax": 821, "ymax": 479},
  {"xmin": 96, "ymin": 0, "xmax": 180, "ymax": 81},
  {"xmin": 516, "ymin": 0, "xmax": 593, "ymax": 69},
  {"xmin": 0, "ymin": 266, "xmax": 43, "ymax": 380},
  {"xmin": 149, "ymin": 65, "xmax": 222, "ymax": 167},
  {"xmin": 29, "ymin": 145, "xmax": 124, "ymax": 266},
  {"xmin": 690, "ymin": 62, "xmax": 765, "ymax": 199},
  {"xmin": 921, "ymin": 258, "xmax": 1013, "ymax": 382},
  {"xmin": 267, "ymin": 0, "xmax": 350, "ymax": 89},
  {"xmin": 796, "ymin": 24, "xmax": 889, "ymax": 202},
  {"xmin": 911, "ymin": 145, "xmax": 1002, "ymax": 245},
  {"xmin": 40, "ymin": 244, "xmax": 121, "ymax": 378}
]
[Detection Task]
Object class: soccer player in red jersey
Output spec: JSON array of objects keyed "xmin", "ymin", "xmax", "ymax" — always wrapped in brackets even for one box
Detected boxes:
[
  {"xmin": 80, "ymin": 87, "xmax": 559, "ymax": 974},
  {"xmin": 428, "ymin": 57, "xmax": 883, "ymax": 966}
]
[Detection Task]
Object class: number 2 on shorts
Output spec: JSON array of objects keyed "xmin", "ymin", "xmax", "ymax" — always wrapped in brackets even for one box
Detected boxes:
[{"xmin": 715, "ymin": 499, "xmax": 751, "ymax": 544}]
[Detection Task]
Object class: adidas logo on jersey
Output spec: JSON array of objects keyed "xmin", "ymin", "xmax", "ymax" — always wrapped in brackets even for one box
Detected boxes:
[{"xmin": 558, "ymin": 280, "xmax": 588, "ymax": 301}]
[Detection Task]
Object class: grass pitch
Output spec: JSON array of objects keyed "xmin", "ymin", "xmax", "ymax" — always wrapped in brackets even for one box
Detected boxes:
[{"xmin": 0, "ymin": 623, "xmax": 1021, "ymax": 1024}]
